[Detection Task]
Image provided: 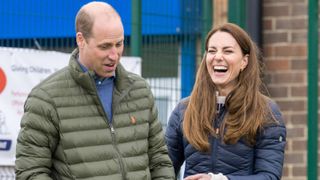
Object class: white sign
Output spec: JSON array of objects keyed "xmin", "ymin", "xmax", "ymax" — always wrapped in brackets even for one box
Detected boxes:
[{"xmin": 0, "ymin": 47, "xmax": 141, "ymax": 165}]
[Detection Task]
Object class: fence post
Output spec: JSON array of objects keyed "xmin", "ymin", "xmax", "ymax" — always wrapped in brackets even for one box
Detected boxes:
[
  {"xmin": 131, "ymin": 0, "xmax": 142, "ymax": 57},
  {"xmin": 201, "ymin": 0, "xmax": 213, "ymax": 54},
  {"xmin": 227, "ymin": 0, "xmax": 246, "ymax": 29}
]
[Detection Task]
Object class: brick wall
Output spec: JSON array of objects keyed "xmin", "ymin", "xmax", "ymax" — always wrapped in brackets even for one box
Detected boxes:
[{"xmin": 263, "ymin": 0, "xmax": 308, "ymax": 179}]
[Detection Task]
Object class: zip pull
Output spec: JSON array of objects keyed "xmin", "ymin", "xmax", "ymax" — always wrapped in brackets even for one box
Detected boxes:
[
  {"xmin": 110, "ymin": 124, "xmax": 115, "ymax": 133},
  {"xmin": 215, "ymin": 128, "xmax": 219, "ymax": 135}
]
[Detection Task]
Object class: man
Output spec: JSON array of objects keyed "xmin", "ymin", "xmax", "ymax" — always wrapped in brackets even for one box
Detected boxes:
[{"xmin": 15, "ymin": 1, "xmax": 175, "ymax": 179}]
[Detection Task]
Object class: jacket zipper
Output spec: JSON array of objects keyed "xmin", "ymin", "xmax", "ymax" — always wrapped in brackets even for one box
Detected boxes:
[
  {"xmin": 211, "ymin": 137, "xmax": 218, "ymax": 173},
  {"xmin": 211, "ymin": 108, "xmax": 225, "ymax": 173},
  {"xmin": 88, "ymin": 70, "xmax": 136, "ymax": 179},
  {"xmin": 92, "ymin": 73, "xmax": 135, "ymax": 180},
  {"xmin": 95, "ymin": 101, "xmax": 127, "ymax": 179},
  {"xmin": 109, "ymin": 123, "xmax": 126, "ymax": 180},
  {"xmin": 108, "ymin": 82, "xmax": 135, "ymax": 180}
]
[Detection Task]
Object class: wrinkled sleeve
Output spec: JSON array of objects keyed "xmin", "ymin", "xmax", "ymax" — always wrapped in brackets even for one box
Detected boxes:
[
  {"xmin": 147, "ymin": 89, "xmax": 175, "ymax": 180},
  {"xmin": 165, "ymin": 101, "xmax": 185, "ymax": 175},
  {"xmin": 227, "ymin": 102, "xmax": 287, "ymax": 180},
  {"xmin": 15, "ymin": 88, "xmax": 59, "ymax": 180}
]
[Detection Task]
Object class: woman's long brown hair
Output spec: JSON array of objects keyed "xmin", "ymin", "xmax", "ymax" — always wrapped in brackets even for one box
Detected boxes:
[{"xmin": 183, "ymin": 23, "xmax": 273, "ymax": 152}]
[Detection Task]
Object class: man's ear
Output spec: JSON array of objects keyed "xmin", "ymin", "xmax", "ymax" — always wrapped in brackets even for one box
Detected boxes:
[{"xmin": 76, "ymin": 32, "xmax": 85, "ymax": 48}]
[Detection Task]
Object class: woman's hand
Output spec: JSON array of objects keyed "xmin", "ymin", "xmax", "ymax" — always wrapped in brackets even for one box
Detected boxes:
[{"xmin": 184, "ymin": 173, "xmax": 211, "ymax": 180}]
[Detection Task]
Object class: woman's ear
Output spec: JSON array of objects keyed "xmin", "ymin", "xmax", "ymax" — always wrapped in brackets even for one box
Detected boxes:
[{"xmin": 241, "ymin": 54, "xmax": 249, "ymax": 70}]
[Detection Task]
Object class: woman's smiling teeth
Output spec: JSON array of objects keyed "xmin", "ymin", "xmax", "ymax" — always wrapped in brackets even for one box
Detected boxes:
[{"xmin": 214, "ymin": 66, "xmax": 228, "ymax": 73}]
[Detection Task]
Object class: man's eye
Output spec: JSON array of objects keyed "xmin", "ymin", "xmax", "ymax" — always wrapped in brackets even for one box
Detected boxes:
[
  {"xmin": 99, "ymin": 45, "xmax": 111, "ymax": 49},
  {"xmin": 116, "ymin": 42, "xmax": 123, "ymax": 47}
]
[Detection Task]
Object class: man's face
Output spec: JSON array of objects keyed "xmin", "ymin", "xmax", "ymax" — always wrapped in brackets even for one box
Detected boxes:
[{"xmin": 78, "ymin": 16, "xmax": 124, "ymax": 78}]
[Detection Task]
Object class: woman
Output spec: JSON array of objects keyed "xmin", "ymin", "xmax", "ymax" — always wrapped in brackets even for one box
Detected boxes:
[{"xmin": 165, "ymin": 23, "xmax": 286, "ymax": 180}]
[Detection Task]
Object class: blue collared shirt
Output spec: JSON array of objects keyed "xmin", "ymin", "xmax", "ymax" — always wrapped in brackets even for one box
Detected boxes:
[{"xmin": 78, "ymin": 61, "xmax": 114, "ymax": 123}]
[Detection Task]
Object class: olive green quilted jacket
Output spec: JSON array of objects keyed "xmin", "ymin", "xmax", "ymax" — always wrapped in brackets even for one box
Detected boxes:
[{"xmin": 15, "ymin": 49, "xmax": 175, "ymax": 180}]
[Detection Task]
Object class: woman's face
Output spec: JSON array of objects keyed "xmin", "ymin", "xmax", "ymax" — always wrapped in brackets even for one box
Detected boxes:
[{"xmin": 206, "ymin": 31, "xmax": 248, "ymax": 96}]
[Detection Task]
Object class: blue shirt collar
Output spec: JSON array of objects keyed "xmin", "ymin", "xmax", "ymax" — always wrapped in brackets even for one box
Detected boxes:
[{"xmin": 77, "ymin": 58, "xmax": 116, "ymax": 82}]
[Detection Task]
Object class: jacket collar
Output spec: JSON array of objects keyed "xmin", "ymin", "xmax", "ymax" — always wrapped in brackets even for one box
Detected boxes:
[{"xmin": 68, "ymin": 48, "xmax": 133, "ymax": 94}]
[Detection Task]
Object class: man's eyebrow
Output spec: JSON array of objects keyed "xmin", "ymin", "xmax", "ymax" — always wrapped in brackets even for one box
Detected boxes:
[
  {"xmin": 98, "ymin": 42, "xmax": 113, "ymax": 47},
  {"xmin": 117, "ymin": 39, "xmax": 124, "ymax": 43}
]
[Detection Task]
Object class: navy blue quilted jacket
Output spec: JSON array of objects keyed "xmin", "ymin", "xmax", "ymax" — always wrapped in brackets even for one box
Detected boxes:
[{"xmin": 165, "ymin": 98, "xmax": 286, "ymax": 180}]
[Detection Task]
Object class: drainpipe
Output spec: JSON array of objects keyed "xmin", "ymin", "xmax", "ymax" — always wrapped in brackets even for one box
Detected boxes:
[
  {"xmin": 246, "ymin": 0, "xmax": 262, "ymax": 48},
  {"xmin": 307, "ymin": 0, "xmax": 318, "ymax": 179}
]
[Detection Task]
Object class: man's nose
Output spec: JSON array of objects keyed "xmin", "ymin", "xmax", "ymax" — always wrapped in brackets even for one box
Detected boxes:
[{"xmin": 108, "ymin": 47, "xmax": 118, "ymax": 60}]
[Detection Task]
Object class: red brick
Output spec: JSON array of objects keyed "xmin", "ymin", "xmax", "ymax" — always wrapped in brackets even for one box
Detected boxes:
[
  {"xmin": 264, "ymin": 32, "xmax": 288, "ymax": 44},
  {"xmin": 292, "ymin": 4, "xmax": 307, "ymax": 16},
  {"xmin": 292, "ymin": 166, "xmax": 306, "ymax": 176},
  {"xmin": 271, "ymin": 72, "xmax": 306, "ymax": 84},
  {"xmin": 284, "ymin": 152, "xmax": 305, "ymax": 164},
  {"xmin": 276, "ymin": 18, "xmax": 307, "ymax": 30},
  {"xmin": 291, "ymin": 113, "xmax": 307, "ymax": 125},
  {"xmin": 291, "ymin": 85, "xmax": 306, "ymax": 97},
  {"xmin": 292, "ymin": 32, "xmax": 307, "ymax": 43},
  {"xmin": 265, "ymin": 58, "xmax": 290, "ymax": 70},
  {"xmin": 282, "ymin": 166, "xmax": 289, "ymax": 177},
  {"xmin": 267, "ymin": 85, "xmax": 288, "ymax": 97},
  {"xmin": 263, "ymin": 19, "xmax": 273, "ymax": 30},
  {"xmin": 264, "ymin": 5, "xmax": 289, "ymax": 17},
  {"xmin": 292, "ymin": 59, "xmax": 307, "ymax": 70},
  {"xmin": 277, "ymin": 99, "xmax": 306, "ymax": 111},
  {"xmin": 274, "ymin": 45, "xmax": 307, "ymax": 57},
  {"xmin": 292, "ymin": 140, "xmax": 307, "ymax": 151},
  {"xmin": 286, "ymin": 127, "xmax": 305, "ymax": 138},
  {"xmin": 262, "ymin": 45, "xmax": 274, "ymax": 57},
  {"xmin": 281, "ymin": 113, "xmax": 290, "ymax": 125}
]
